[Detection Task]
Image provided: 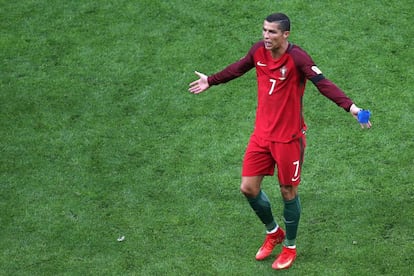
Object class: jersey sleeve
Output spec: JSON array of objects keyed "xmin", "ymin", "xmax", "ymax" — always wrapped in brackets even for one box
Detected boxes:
[
  {"xmin": 290, "ymin": 46, "xmax": 354, "ymax": 111},
  {"xmin": 207, "ymin": 42, "xmax": 260, "ymax": 86}
]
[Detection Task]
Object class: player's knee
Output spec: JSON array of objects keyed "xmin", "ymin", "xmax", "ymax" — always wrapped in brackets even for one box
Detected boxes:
[
  {"xmin": 279, "ymin": 185, "xmax": 297, "ymax": 201},
  {"xmin": 240, "ymin": 182, "xmax": 259, "ymax": 198}
]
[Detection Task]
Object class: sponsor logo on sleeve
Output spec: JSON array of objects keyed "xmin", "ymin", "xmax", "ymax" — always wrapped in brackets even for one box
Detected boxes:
[{"xmin": 311, "ymin": 66, "xmax": 322, "ymax": 75}]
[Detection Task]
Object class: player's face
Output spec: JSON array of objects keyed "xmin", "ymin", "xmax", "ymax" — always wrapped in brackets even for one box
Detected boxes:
[{"xmin": 262, "ymin": 21, "xmax": 289, "ymax": 51}]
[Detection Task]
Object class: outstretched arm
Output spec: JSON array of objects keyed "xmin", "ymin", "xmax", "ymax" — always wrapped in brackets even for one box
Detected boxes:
[
  {"xmin": 289, "ymin": 47, "xmax": 372, "ymax": 130},
  {"xmin": 188, "ymin": 43, "xmax": 257, "ymax": 94},
  {"xmin": 188, "ymin": 71, "xmax": 210, "ymax": 94}
]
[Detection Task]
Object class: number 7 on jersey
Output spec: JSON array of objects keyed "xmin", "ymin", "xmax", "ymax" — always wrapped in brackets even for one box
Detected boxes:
[{"xmin": 269, "ymin": 79, "xmax": 277, "ymax": 95}]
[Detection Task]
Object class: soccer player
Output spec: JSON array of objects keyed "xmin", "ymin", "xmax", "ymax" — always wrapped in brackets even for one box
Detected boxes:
[{"xmin": 188, "ymin": 13, "xmax": 371, "ymax": 270}]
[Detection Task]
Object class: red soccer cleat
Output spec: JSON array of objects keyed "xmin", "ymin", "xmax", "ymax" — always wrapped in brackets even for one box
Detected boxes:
[
  {"xmin": 272, "ymin": 246, "xmax": 297, "ymax": 270},
  {"xmin": 255, "ymin": 227, "xmax": 285, "ymax": 260}
]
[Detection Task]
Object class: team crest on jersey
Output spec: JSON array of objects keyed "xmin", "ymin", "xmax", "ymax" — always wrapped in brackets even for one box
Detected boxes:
[{"xmin": 279, "ymin": 66, "xmax": 287, "ymax": 80}]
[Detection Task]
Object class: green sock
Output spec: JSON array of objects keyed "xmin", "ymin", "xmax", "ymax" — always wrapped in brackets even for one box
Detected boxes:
[
  {"xmin": 246, "ymin": 190, "xmax": 277, "ymax": 231},
  {"xmin": 283, "ymin": 195, "xmax": 301, "ymax": 247}
]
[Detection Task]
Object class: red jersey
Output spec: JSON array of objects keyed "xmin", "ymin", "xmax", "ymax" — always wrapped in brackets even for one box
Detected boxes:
[{"xmin": 207, "ymin": 41, "xmax": 354, "ymax": 143}]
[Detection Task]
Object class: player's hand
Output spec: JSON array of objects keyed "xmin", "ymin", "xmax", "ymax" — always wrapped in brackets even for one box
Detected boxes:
[
  {"xmin": 349, "ymin": 104, "xmax": 372, "ymax": 129},
  {"xmin": 189, "ymin": 71, "xmax": 210, "ymax": 94}
]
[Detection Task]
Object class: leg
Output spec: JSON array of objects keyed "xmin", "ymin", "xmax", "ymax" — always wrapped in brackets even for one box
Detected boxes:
[
  {"xmin": 240, "ymin": 176, "xmax": 276, "ymax": 231},
  {"xmin": 273, "ymin": 137, "xmax": 304, "ymax": 247},
  {"xmin": 280, "ymin": 184, "xmax": 301, "ymax": 247},
  {"xmin": 272, "ymin": 186, "xmax": 301, "ymax": 270},
  {"xmin": 240, "ymin": 175, "xmax": 263, "ymax": 198},
  {"xmin": 241, "ymin": 135, "xmax": 278, "ymax": 231},
  {"xmin": 241, "ymin": 176, "xmax": 285, "ymax": 261},
  {"xmin": 279, "ymin": 184, "xmax": 298, "ymax": 201},
  {"xmin": 241, "ymin": 134, "xmax": 286, "ymax": 260},
  {"xmin": 271, "ymin": 137, "xmax": 305, "ymax": 270}
]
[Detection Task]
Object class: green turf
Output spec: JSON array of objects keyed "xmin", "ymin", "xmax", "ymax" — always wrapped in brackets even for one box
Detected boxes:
[{"xmin": 1, "ymin": 0, "xmax": 413, "ymax": 275}]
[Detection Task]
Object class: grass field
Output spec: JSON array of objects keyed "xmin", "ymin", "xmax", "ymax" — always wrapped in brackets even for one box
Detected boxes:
[{"xmin": 1, "ymin": 0, "xmax": 413, "ymax": 275}]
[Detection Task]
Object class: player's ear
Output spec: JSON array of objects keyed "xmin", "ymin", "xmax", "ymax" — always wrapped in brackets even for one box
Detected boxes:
[{"xmin": 283, "ymin": 31, "xmax": 290, "ymax": 39}]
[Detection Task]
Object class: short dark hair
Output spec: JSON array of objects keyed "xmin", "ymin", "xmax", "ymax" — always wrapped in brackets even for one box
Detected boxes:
[{"xmin": 265, "ymin": 13, "xmax": 290, "ymax": 32}]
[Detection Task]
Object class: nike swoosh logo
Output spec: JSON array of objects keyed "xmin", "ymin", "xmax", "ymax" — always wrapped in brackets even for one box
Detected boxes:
[
  {"xmin": 291, "ymin": 176, "xmax": 300, "ymax": 182},
  {"xmin": 283, "ymin": 217, "xmax": 296, "ymax": 224},
  {"xmin": 257, "ymin": 61, "xmax": 267, "ymax": 67}
]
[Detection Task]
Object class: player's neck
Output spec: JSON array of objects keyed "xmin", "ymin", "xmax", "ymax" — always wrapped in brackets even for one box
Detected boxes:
[{"xmin": 270, "ymin": 41, "xmax": 289, "ymax": 59}]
